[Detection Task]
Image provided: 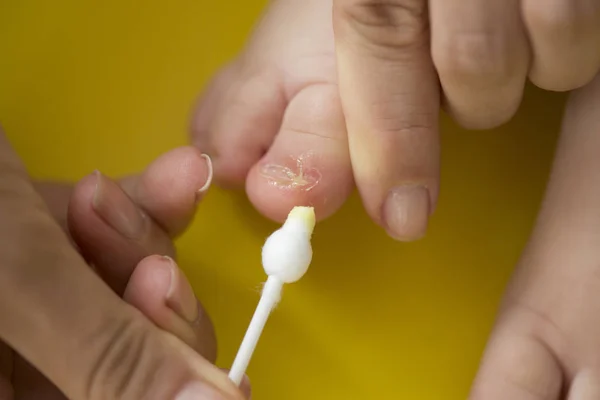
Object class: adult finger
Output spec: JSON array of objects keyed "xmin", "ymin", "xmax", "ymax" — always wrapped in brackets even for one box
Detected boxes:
[
  {"xmin": 123, "ymin": 255, "xmax": 217, "ymax": 363},
  {"xmin": 68, "ymin": 146, "xmax": 212, "ymax": 293},
  {"xmin": 11, "ymin": 257, "xmax": 218, "ymax": 400},
  {"xmin": 523, "ymin": 0, "xmax": 600, "ymax": 91},
  {"xmin": 0, "ymin": 129, "xmax": 243, "ymax": 399},
  {"xmin": 68, "ymin": 171, "xmax": 175, "ymax": 294},
  {"xmin": 430, "ymin": 0, "xmax": 530, "ymax": 129},
  {"xmin": 119, "ymin": 146, "xmax": 213, "ymax": 237},
  {"xmin": 38, "ymin": 146, "xmax": 211, "ymax": 240},
  {"xmin": 333, "ymin": 0, "xmax": 440, "ymax": 241}
]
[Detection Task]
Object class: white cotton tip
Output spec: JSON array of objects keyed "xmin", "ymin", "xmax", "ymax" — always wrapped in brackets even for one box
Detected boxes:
[{"xmin": 261, "ymin": 206, "xmax": 315, "ymax": 283}]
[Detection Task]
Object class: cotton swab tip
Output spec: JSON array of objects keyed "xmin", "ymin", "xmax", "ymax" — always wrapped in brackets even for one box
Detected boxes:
[
  {"xmin": 229, "ymin": 206, "xmax": 316, "ymax": 387},
  {"xmin": 262, "ymin": 206, "xmax": 315, "ymax": 283}
]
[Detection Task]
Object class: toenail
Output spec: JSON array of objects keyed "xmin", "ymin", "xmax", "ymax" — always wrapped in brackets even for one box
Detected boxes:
[{"xmin": 259, "ymin": 152, "xmax": 321, "ymax": 191}]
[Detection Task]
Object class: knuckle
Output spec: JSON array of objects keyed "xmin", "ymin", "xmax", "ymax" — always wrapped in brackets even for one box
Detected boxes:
[
  {"xmin": 369, "ymin": 97, "xmax": 435, "ymax": 134},
  {"xmin": 434, "ymin": 30, "xmax": 512, "ymax": 83},
  {"xmin": 85, "ymin": 316, "xmax": 162, "ymax": 400},
  {"xmin": 335, "ymin": 0, "xmax": 428, "ymax": 58}
]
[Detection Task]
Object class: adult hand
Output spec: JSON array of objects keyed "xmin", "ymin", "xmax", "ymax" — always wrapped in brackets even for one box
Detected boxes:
[
  {"xmin": 0, "ymin": 132, "xmax": 246, "ymax": 399},
  {"xmin": 332, "ymin": 0, "xmax": 600, "ymax": 239}
]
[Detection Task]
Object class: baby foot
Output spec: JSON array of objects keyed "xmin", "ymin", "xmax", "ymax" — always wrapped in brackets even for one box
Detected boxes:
[
  {"xmin": 470, "ymin": 75, "xmax": 600, "ymax": 399},
  {"xmin": 192, "ymin": 0, "xmax": 432, "ymax": 240},
  {"xmin": 191, "ymin": 0, "xmax": 351, "ymax": 224}
]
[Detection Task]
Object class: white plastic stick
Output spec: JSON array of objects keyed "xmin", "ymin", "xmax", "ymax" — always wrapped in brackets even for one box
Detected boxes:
[
  {"xmin": 228, "ymin": 206, "xmax": 316, "ymax": 386},
  {"xmin": 228, "ymin": 276, "xmax": 283, "ymax": 385}
]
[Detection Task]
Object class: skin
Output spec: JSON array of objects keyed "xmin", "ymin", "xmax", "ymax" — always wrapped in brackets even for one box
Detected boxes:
[
  {"xmin": 193, "ymin": 0, "xmax": 600, "ymax": 398},
  {"xmin": 2, "ymin": 1, "xmax": 598, "ymax": 397},
  {"xmin": 470, "ymin": 72, "xmax": 600, "ymax": 400},
  {"xmin": 0, "ymin": 138, "xmax": 249, "ymax": 400},
  {"xmin": 193, "ymin": 0, "xmax": 600, "ymax": 239}
]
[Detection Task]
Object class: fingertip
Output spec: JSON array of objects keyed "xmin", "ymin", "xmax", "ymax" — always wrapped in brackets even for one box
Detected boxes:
[
  {"xmin": 443, "ymin": 96, "xmax": 521, "ymax": 131},
  {"xmin": 124, "ymin": 255, "xmax": 217, "ymax": 362},
  {"xmin": 123, "ymin": 146, "xmax": 212, "ymax": 236},
  {"xmin": 123, "ymin": 255, "xmax": 172, "ymax": 315},
  {"xmin": 523, "ymin": 0, "xmax": 600, "ymax": 94}
]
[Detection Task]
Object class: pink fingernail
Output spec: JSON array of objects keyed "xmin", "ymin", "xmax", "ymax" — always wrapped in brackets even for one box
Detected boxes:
[{"xmin": 382, "ymin": 185, "xmax": 430, "ymax": 241}]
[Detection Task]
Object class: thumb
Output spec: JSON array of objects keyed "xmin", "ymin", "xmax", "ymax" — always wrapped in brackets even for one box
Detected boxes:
[{"xmin": 0, "ymin": 128, "xmax": 243, "ymax": 399}]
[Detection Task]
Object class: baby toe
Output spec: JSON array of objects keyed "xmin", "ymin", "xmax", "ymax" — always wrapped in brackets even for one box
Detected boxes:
[{"xmin": 246, "ymin": 83, "xmax": 353, "ymax": 222}]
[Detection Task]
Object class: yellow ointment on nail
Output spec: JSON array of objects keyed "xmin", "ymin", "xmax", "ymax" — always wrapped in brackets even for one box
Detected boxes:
[
  {"xmin": 286, "ymin": 206, "xmax": 316, "ymax": 237},
  {"xmin": 259, "ymin": 153, "xmax": 322, "ymax": 191}
]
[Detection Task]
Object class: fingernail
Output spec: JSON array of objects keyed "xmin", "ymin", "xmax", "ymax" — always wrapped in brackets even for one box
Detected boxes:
[
  {"xmin": 164, "ymin": 256, "xmax": 199, "ymax": 324},
  {"xmin": 196, "ymin": 153, "xmax": 213, "ymax": 200},
  {"xmin": 175, "ymin": 382, "xmax": 226, "ymax": 400},
  {"xmin": 92, "ymin": 171, "xmax": 148, "ymax": 240},
  {"xmin": 382, "ymin": 185, "xmax": 430, "ymax": 241}
]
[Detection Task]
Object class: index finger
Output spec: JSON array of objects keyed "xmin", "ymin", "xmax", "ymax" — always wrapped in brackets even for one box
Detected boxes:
[{"xmin": 333, "ymin": 0, "xmax": 440, "ymax": 240}]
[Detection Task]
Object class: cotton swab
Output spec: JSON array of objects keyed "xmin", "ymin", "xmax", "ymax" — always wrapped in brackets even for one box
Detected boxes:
[{"xmin": 228, "ymin": 206, "xmax": 316, "ymax": 386}]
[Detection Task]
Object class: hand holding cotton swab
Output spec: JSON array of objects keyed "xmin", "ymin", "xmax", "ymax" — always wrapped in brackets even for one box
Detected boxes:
[{"xmin": 228, "ymin": 206, "xmax": 315, "ymax": 385}]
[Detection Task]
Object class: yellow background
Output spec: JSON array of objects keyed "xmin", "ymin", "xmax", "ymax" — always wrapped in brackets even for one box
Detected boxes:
[{"xmin": 0, "ymin": 1, "xmax": 566, "ymax": 398}]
